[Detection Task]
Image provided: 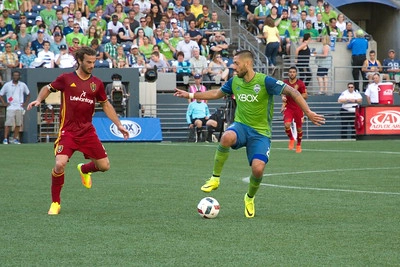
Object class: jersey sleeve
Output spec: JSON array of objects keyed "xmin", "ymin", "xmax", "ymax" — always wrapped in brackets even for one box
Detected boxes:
[
  {"xmin": 49, "ymin": 73, "xmax": 66, "ymax": 92},
  {"xmin": 220, "ymin": 77, "xmax": 233, "ymax": 95},
  {"xmin": 96, "ymin": 80, "xmax": 108, "ymax": 103},
  {"xmin": 265, "ymin": 76, "xmax": 286, "ymax": 95}
]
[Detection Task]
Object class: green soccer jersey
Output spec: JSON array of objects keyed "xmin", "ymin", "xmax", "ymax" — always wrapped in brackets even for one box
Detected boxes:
[{"xmin": 221, "ymin": 73, "xmax": 285, "ymax": 137}]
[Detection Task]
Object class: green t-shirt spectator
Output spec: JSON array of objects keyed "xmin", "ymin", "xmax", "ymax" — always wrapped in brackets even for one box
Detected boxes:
[
  {"xmin": 66, "ymin": 32, "xmax": 85, "ymax": 46},
  {"xmin": 40, "ymin": 9, "xmax": 57, "ymax": 27}
]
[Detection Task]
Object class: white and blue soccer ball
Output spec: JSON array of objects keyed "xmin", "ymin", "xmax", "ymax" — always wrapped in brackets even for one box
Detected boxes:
[{"xmin": 197, "ymin": 197, "xmax": 220, "ymax": 219}]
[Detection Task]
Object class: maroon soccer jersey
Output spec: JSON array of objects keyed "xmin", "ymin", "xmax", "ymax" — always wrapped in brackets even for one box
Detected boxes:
[
  {"xmin": 283, "ymin": 79, "xmax": 307, "ymax": 112},
  {"xmin": 50, "ymin": 72, "xmax": 107, "ymax": 137}
]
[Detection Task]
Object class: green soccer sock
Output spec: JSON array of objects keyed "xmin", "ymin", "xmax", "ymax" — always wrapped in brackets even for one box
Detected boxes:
[
  {"xmin": 212, "ymin": 144, "xmax": 230, "ymax": 177},
  {"xmin": 247, "ymin": 174, "xmax": 263, "ymax": 198}
]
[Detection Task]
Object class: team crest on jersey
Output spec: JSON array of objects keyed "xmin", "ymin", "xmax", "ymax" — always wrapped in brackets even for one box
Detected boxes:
[
  {"xmin": 70, "ymin": 83, "xmax": 76, "ymax": 87},
  {"xmin": 90, "ymin": 82, "xmax": 96, "ymax": 92},
  {"xmin": 57, "ymin": 145, "xmax": 63, "ymax": 153},
  {"xmin": 253, "ymin": 84, "xmax": 261, "ymax": 94}
]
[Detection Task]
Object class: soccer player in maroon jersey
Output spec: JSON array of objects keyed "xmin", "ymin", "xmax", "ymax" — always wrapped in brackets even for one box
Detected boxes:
[
  {"xmin": 27, "ymin": 47, "xmax": 129, "ymax": 215},
  {"xmin": 282, "ymin": 66, "xmax": 308, "ymax": 153}
]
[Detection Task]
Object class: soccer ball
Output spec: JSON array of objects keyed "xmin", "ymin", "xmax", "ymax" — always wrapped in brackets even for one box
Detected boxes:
[{"xmin": 197, "ymin": 197, "xmax": 220, "ymax": 219}]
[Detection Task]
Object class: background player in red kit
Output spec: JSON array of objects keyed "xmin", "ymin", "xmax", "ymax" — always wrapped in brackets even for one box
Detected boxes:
[
  {"xmin": 281, "ymin": 66, "xmax": 308, "ymax": 153},
  {"xmin": 27, "ymin": 47, "xmax": 129, "ymax": 215}
]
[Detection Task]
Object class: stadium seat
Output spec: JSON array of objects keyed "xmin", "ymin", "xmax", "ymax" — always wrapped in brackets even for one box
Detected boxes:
[
  {"xmin": 102, "ymin": 35, "xmax": 110, "ymax": 44},
  {"xmin": 53, "ymin": 5, "xmax": 62, "ymax": 11},
  {"xmin": 32, "ymin": 5, "xmax": 44, "ymax": 13},
  {"xmin": 0, "ymin": 43, "xmax": 5, "ymax": 52},
  {"xmin": 9, "ymin": 12, "xmax": 20, "ymax": 20},
  {"xmin": 25, "ymin": 12, "xmax": 38, "ymax": 20}
]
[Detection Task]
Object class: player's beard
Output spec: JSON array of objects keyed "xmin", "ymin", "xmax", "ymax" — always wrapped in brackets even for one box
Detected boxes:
[
  {"xmin": 237, "ymin": 68, "xmax": 247, "ymax": 78},
  {"xmin": 80, "ymin": 64, "xmax": 93, "ymax": 75}
]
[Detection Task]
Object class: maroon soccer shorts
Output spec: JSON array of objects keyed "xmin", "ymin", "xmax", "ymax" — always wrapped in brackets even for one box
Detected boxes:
[{"xmin": 284, "ymin": 108, "xmax": 304, "ymax": 128}]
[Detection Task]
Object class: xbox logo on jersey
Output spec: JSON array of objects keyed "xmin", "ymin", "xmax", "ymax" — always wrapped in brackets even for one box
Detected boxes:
[{"xmin": 110, "ymin": 120, "xmax": 142, "ymax": 138}]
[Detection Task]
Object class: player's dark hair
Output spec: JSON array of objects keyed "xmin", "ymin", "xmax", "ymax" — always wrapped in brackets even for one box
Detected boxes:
[
  {"xmin": 235, "ymin": 50, "xmax": 254, "ymax": 62},
  {"xmin": 289, "ymin": 66, "xmax": 297, "ymax": 72},
  {"xmin": 74, "ymin": 47, "xmax": 97, "ymax": 68}
]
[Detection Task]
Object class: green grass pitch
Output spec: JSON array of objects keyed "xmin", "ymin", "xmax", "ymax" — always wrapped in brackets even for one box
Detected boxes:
[{"xmin": 0, "ymin": 140, "xmax": 399, "ymax": 266}]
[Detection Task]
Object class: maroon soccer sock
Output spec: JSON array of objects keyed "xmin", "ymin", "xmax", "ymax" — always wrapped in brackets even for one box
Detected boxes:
[
  {"xmin": 81, "ymin": 161, "xmax": 99, "ymax": 173},
  {"xmin": 285, "ymin": 128, "xmax": 294, "ymax": 140},
  {"xmin": 51, "ymin": 169, "xmax": 64, "ymax": 204},
  {"xmin": 297, "ymin": 130, "xmax": 303, "ymax": 145}
]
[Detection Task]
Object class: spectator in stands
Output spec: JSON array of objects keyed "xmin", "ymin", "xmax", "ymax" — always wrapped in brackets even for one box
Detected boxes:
[
  {"xmin": 170, "ymin": 27, "xmax": 184, "ymax": 48},
  {"xmin": 21, "ymin": 0, "xmax": 33, "ymax": 13},
  {"xmin": 76, "ymin": 0, "xmax": 90, "ymax": 18},
  {"xmin": 104, "ymin": 34, "xmax": 119, "ymax": 63},
  {"xmin": 347, "ymin": 29, "xmax": 368, "ymax": 91},
  {"xmin": 364, "ymin": 73, "xmax": 380, "ymax": 105},
  {"xmin": 132, "ymin": 55, "xmax": 147, "ymax": 75},
  {"xmin": 69, "ymin": 37, "xmax": 82, "ymax": 54},
  {"xmin": 172, "ymin": 51, "xmax": 191, "ymax": 84},
  {"xmin": 31, "ymin": 29, "xmax": 46, "ymax": 55},
  {"xmin": 50, "ymin": 32, "xmax": 67, "ymax": 55},
  {"xmin": 1, "ymin": 9, "xmax": 16, "ymax": 29},
  {"xmin": 87, "ymin": 0, "xmax": 103, "ymax": 14},
  {"xmin": 68, "ymin": 2, "xmax": 76, "ymax": 16},
  {"xmin": 158, "ymin": 31, "xmax": 175, "ymax": 61},
  {"xmin": 263, "ymin": 16, "xmax": 280, "ymax": 70},
  {"xmin": 61, "ymin": 4, "xmax": 70, "ymax": 21},
  {"xmin": 313, "ymin": 12, "xmax": 325, "ymax": 35},
  {"xmin": 176, "ymin": 32, "xmax": 199, "ymax": 61},
  {"xmin": 342, "ymin": 22, "xmax": 353, "ymax": 42},
  {"xmin": 90, "ymin": 38, "xmax": 107, "ymax": 68},
  {"xmin": 104, "ymin": 0, "xmax": 119, "ymax": 21},
  {"xmin": 170, "ymin": 18, "xmax": 185, "ymax": 37},
  {"xmin": 37, "ymin": 41, "xmax": 55, "ymax": 68},
  {"xmin": 164, "ymin": 2, "xmax": 175, "ymax": 19},
  {"xmin": 63, "ymin": 18, "xmax": 76, "ymax": 36},
  {"xmin": 135, "ymin": 0, "xmax": 151, "ymax": 18},
  {"xmin": 150, "ymin": 5, "xmax": 162, "ymax": 28},
  {"xmin": 267, "ymin": 0, "xmax": 279, "ymax": 10},
  {"xmin": 233, "ymin": 0, "xmax": 247, "ymax": 20},
  {"xmin": 321, "ymin": 17, "xmax": 342, "ymax": 42},
  {"xmin": 198, "ymin": 36, "xmax": 211, "ymax": 60},
  {"xmin": 19, "ymin": 46, "xmax": 37, "ymax": 68},
  {"xmin": 321, "ymin": 2, "xmax": 337, "ymax": 25},
  {"xmin": 118, "ymin": 18, "xmax": 135, "ymax": 45},
  {"xmin": 187, "ymin": 20, "xmax": 202, "ymax": 43},
  {"xmin": 55, "ymin": 44, "xmax": 76, "ymax": 68},
  {"xmin": 305, "ymin": 6, "xmax": 317, "ymax": 24},
  {"xmin": 15, "ymin": 13, "xmax": 33, "ymax": 34},
  {"xmin": 276, "ymin": 9, "xmax": 290, "ymax": 53},
  {"xmin": 195, "ymin": 4, "xmax": 211, "ymax": 31},
  {"xmin": 108, "ymin": 15, "xmax": 123, "ymax": 36},
  {"xmin": 66, "ymin": 23, "xmax": 85, "ymax": 46},
  {"xmin": 152, "ymin": 44, "xmax": 169, "ymax": 64},
  {"xmin": 244, "ymin": 0, "xmax": 259, "ymax": 24},
  {"xmin": 205, "ymin": 11, "xmax": 224, "ymax": 37},
  {"xmin": 188, "ymin": 73, "xmax": 207, "ymax": 103},
  {"xmin": 298, "ymin": 0, "xmax": 309, "ymax": 13},
  {"xmin": 382, "ymin": 49, "xmax": 400, "ymax": 85},
  {"xmin": 173, "ymin": 0, "xmax": 185, "ymax": 15},
  {"xmin": 184, "ymin": 5, "xmax": 196, "ymax": 23},
  {"xmin": 338, "ymin": 82, "xmax": 362, "ymax": 139},
  {"xmin": 81, "ymin": 25, "xmax": 100, "ymax": 47},
  {"xmin": 146, "ymin": 51, "xmax": 169, "ymax": 72},
  {"xmin": 277, "ymin": 0, "xmax": 289, "ymax": 16},
  {"xmin": 254, "ymin": 0, "xmax": 269, "ymax": 32},
  {"xmin": 362, "ymin": 50, "xmax": 383, "ymax": 83},
  {"xmin": 112, "ymin": 3, "xmax": 127, "ymax": 23},
  {"xmin": 336, "ymin": 13, "xmax": 346, "ymax": 32},
  {"xmin": 267, "ymin": 6, "xmax": 280, "ymax": 25},
  {"xmin": 315, "ymin": 35, "xmax": 331, "ymax": 94},
  {"xmin": 191, "ymin": 0, "xmax": 203, "ymax": 20},
  {"xmin": 31, "ymin": 23, "xmax": 52, "ymax": 41},
  {"xmin": 17, "ymin": 24, "xmax": 33, "ymax": 53},
  {"xmin": 190, "ymin": 47, "xmax": 210, "ymax": 84},
  {"xmin": 154, "ymin": 27, "xmax": 164, "ymax": 44},
  {"xmin": 177, "ymin": 12, "xmax": 189, "ymax": 33},
  {"xmin": 289, "ymin": 4, "xmax": 300, "ymax": 22},
  {"xmin": 284, "ymin": 18, "xmax": 303, "ymax": 55},
  {"xmin": 298, "ymin": 10, "xmax": 308, "ymax": 30},
  {"xmin": 40, "ymin": 0, "xmax": 57, "ymax": 27},
  {"xmin": 127, "ymin": 9, "xmax": 140, "ymax": 34},
  {"xmin": 50, "ymin": 9, "xmax": 67, "ymax": 32},
  {"xmin": 135, "ymin": 17, "xmax": 154, "ymax": 37},
  {"xmin": 186, "ymin": 98, "xmax": 218, "ymax": 143},
  {"xmin": 295, "ymin": 33, "xmax": 312, "ymax": 86},
  {"xmin": 1, "ymin": 42, "xmax": 19, "ymax": 76},
  {"xmin": 128, "ymin": 44, "xmax": 145, "ymax": 66},
  {"xmin": 114, "ymin": 45, "xmax": 129, "ymax": 68},
  {"xmin": 303, "ymin": 20, "xmax": 319, "ymax": 40},
  {"xmin": 209, "ymin": 32, "xmax": 229, "ymax": 58},
  {"xmin": 31, "ymin": 16, "xmax": 44, "ymax": 35},
  {"xmin": 208, "ymin": 52, "xmax": 229, "ymax": 84},
  {"xmin": 315, "ymin": 0, "xmax": 324, "ymax": 14},
  {"xmin": 0, "ymin": 16, "xmax": 13, "ymax": 42}
]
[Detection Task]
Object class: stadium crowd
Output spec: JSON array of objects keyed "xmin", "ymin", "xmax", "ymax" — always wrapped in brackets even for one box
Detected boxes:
[{"xmin": 0, "ymin": 0, "xmax": 398, "ymax": 90}]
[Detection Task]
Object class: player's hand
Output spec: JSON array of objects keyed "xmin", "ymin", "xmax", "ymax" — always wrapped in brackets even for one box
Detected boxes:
[
  {"xmin": 306, "ymin": 111, "xmax": 325, "ymax": 126},
  {"xmin": 117, "ymin": 124, "xmax": 130, "ymax": 140},
  {"xmin": 174, "ymin": 88, "xmax": 189, "ymax": 98},
  {"xmin": 27, "ymin": 100, "xmax": 41, "ymax": 110}
]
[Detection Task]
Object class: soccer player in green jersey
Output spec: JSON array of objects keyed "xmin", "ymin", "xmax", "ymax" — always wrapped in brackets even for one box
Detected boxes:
[{"xmin": 174, "ymin": 50, "xmax": 325, "ymax": 218}]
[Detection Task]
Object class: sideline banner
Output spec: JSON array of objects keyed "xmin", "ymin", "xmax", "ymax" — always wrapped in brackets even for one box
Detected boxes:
[{"xmin": 93, "ymin": 117, "xmax": 163, "ymax": 142}]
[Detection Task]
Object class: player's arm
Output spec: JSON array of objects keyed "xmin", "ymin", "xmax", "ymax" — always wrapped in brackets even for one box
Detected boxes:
[
  {"xmin": 27, "ymin": 84, "xmax": 53, "ymax": 110},
  {"xmin": 100, "ymin": 101, "xmax": 129, "ymax": 139},
  {"xmin": 282, "ymin": 85, "xmax": 325, "ymax": 126},
  {"xmin": 174, "ymin": 88, "xmax": 225, "ymax": 100}
]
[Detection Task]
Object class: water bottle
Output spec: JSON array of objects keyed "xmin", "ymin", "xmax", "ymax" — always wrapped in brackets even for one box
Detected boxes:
[{"xmin": 46, "ymin": 134, "xmax": 50, "ymax": 143}]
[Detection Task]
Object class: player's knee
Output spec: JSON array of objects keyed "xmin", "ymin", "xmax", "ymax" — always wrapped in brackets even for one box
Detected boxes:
[{"xmin": 97, "ymin": 163, "xmax": 110, "ymax": 172}]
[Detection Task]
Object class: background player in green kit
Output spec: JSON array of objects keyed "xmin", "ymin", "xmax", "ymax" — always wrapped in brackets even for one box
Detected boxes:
[{"xmin": 174, "ymin": 50, "xmax": 325, "ymax": 218}]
